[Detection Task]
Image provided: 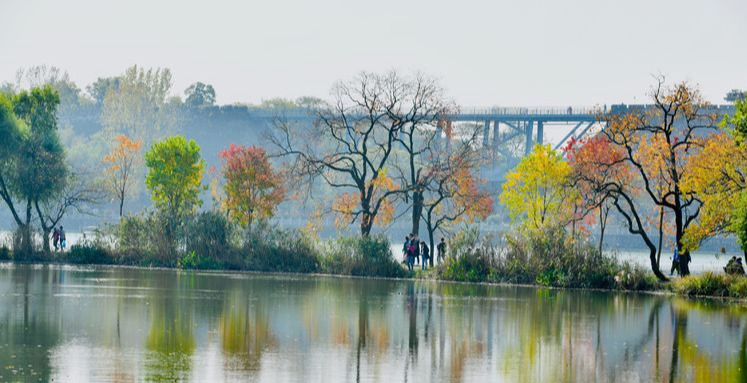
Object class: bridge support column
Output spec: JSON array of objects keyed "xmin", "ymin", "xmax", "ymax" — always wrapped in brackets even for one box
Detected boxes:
[
  {"xmin": 525, "ymin": 120, "xmax": 534, "ymax": 155},
  {"xmin": 492, "ymin": 121, "xmax": 500, "ymax": 162},
  {"xmin": 483, "ymin": 120, "xmax": 491, "ymax": 149},
  {"xmin": 536, "ymin": 121, "xmax": 544, "ymax": 145}
]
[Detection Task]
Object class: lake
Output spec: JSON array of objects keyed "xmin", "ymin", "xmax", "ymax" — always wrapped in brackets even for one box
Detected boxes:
[{"xmin": 1, "ymin": 264, "xmax": 746, "ymax": 382}]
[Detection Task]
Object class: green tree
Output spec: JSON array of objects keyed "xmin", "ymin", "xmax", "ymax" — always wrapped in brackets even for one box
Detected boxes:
[
  {"xmin": 145, "ymin": 136, "xmax": 204, "ymax": 216},
  {"xmin": 0, "ymin": 86, "xmax": 67, "ymax": 255},
  {"xmin": 184, "ymin": 82, "xmax": 216, "ymax": 108},
  {"xmin": 86, "ymin": 76, "xmax": 121, "ymax": 105},
  {"xmin": 101, "ymin": 65, "xmax": 179, "ymax": 144}
]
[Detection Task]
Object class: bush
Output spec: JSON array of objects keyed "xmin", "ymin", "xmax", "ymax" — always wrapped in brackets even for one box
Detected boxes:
[
  {"xmin": 67, "ymin": 243, "xmax": 113, "ymax": 264},
  {"xmin": 439, "ymin": 252, "xmax": 490, "ymax": 282},
  {"xmin": 243, "ymin": 221, "xmax": 319, "ymax": 273},
  {"xmin": 0, "ymin": 245, "xmax": 10, "ymax": 261},
  {"xmin": 670, "ymin": 272, "xmax": 747, "ymax": 298},
  {"xmin": 320, "ymin": 235, "xmax": 406, "ymax": 278},
  {"xmin": 436, "ymin": 226, "xmax": 655, "ymax": 290},
  {"xmin": 183, "ymin": 210, "xmax": 238, "ymax": 268}
]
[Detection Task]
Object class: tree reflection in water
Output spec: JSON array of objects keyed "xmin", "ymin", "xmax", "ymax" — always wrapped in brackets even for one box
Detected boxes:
[{"xmin": 1, "ymin": 265, "xmax": 747, "ymax": 382}]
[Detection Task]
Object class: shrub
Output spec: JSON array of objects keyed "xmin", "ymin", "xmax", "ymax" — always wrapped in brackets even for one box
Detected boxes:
[
  {"xmin": 320, "ymin": 235, "xmax": 406, "ymax": 278},
  {"xmin": 439, "ymin": 252, "xmax": 490, "ymax": 282},
  {"xmin": 436, "ymin": 226, "xmax": 653, "ymax": 290},
  {"xmin": 184, "ymin": 210, "xmax": 236, "ymax": 267},
  {"xmin": 613, "ymin": 263, "xmax": 660, "ymax": 291},
  {"xmin": 0, "ymin": 245, "xmax": 10, "ymax": 261},
  {"xmin": 243, "ymin": 221, "xmax": 319, "ymax": 273},
  {"xmin": 67, "ymin": 243, "xmax": 113, "ymax": 264},
  {"xmin": 670, "ymin": 272, "xmax": 747, "ymax": 298}
]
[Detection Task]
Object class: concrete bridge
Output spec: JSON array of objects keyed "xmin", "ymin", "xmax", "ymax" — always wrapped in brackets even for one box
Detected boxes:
[{"xmin": 239, "ymin": 103, "xmax": 736, "ymax": 159}]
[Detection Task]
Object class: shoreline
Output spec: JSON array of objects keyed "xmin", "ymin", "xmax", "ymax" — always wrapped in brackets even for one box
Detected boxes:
[{"xmin": 3, "ymin": 259, "xmax": 744, "ymax": 304}]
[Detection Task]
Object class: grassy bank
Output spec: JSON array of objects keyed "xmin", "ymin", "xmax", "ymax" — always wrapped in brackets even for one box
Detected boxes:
[
  {"xmin": 4, "ymin": 214, "xmax": 747, "ymax": 300},
  {"xmin": 432, "ymin": 227, "xmax": 660, "ymax": 291}
]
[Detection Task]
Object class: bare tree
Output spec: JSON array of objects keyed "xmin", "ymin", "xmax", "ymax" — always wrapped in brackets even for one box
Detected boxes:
[
  {"xmin": 387, "ymin": 73, "xmax": 454, "ymax": 237},
  {"xmin": 34, "ymin": 173, "xmax": 105, "ymax": 252},
  {"xmin": 271, "ymin": 71, "xmax": 434, "ymax": 236}
]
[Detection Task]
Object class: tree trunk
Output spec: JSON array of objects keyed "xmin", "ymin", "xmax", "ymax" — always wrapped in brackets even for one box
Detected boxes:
[
  {"xmin": 679, "ymin": 252, "xmax": 691, "ymax": 276},
  {"xmin": 411, "ymin": 190, "xmax": 423, "ymax": 237},
  {"xmin": 41, "ymin": 229, "xmax": 51, "ymax": 253},
  {"xmin": 657, "ymin": 207, "xmax": 664, "ymax": 270},
  {"xmin": 598, "ymin": 206, "xmax": 608, "ymax": 256},
  {"xmin": 16, "ymin": 224, "xmax": 33, "ymax": 259},
  {"xmin": 649, "ymin": 247, "xmax": 668, "ymax": 281},
  {"xmin": 429, "ymin": 236, "xmax": 435, "ymax": 267},
  {"xmin": 426, "ymin": 220, "xmax": 435, "ymax": 267},
  {"xmin": 360, "ymin": 213, "xmax": 372, "ymax": 236},
  {"xmin": 119, "ymin": 195, "xmax": 125, "ymax": 217}
]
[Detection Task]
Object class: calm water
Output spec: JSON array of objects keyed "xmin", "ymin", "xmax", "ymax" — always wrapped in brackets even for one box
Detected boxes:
[{"xmin": 1, "ymin": 264, "xmax": 746, "ymax": 382}]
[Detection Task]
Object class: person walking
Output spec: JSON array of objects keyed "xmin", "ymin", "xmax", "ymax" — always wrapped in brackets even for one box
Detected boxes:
[
  {"xmin": 437, "ymin": 238, "xmax": 447, "ymax": 264},
  {"xmin": 52, "ymin": 227, "xmax": 60, "ymax": 252},
  {"xmin": 421, "ymin": 242, "xmax": 430, "ymax": 270},
  {"xmin": 402, "ymin": 235, "xmax": 411, "ymax": 263},
  {"xmin": 670, "ymin": 248, "xmax": 680, "ymax": 276},
  {"xmin": 406, "ymin": 235, "xmax": 416, "ymax": 272},
  {"xmin": 412, "ymin": 235, "xmax": 420, "ymax": 266},
  {"xmin": 59, "ymin": 226, "xmax": 67, "ymax": 252}
]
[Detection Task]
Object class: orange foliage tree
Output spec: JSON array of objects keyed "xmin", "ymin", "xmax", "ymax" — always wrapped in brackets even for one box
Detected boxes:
[
  {"xmin": 570, "ymin": 80, "xmax": 717, "ymax": 279},
  {"xmin": 103, "ymin": 134, "xmax": 143, "ymax": 217},
  {"xmin": 219, "ymin": 144, "xmax": 285, "ymax": 228},
  {"xmin": 567, "ymin": 135, "xmax": 633, "ymax": 255}
]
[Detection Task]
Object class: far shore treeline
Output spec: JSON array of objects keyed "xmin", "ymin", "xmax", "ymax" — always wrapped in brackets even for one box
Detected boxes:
[{"xmin": 2, "ymin": 65, "xmax": 747, "ymax": 298}]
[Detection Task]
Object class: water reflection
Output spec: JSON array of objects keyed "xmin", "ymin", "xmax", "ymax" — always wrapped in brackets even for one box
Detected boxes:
[{"xmin": 0, "ymin": 264, "xmax": 746, "ymax": 382}]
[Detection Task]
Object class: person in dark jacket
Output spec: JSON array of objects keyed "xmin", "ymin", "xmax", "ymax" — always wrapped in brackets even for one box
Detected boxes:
[
  {"xmin": 437, "ymin": 238, "xmax": 447, "ymax": 264},
  {"xmin": 420, "ymin": 242, "xmax": 430, "ymax": 270}
]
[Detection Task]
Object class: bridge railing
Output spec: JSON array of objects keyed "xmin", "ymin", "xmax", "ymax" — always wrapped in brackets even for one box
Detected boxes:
[{"xmin": 458, "ymin": 106, "xmax": 600, "ymax": 116}]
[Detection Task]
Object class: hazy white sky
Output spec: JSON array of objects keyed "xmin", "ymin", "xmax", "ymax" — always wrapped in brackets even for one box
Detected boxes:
[{"xmin": 1, "ymin": 0, "xmax": 745, "ymax": 106}]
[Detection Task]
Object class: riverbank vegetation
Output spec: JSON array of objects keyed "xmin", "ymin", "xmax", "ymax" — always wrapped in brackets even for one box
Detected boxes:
[{"xmin": 3, "ymin": 67, "xmax": 747, "ymax": 299}]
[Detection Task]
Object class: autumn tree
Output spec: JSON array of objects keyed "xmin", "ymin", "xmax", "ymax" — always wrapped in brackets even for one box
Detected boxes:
[
  {"xmin": 500, "ymin": 144, "xmax": 577, "ymax": 232},
  {"xmin": 602, "ymin": 80, "xmax": 717, "ymax": 276},
  {"xmin": 422, "ymin": 162, "xmax": 493, "ymax": 264},
  {"xmin": 681, "ymin": 95, "xmax": 747, "ymax": 253},
  {"xmin": 145, "ymin": 136, "xmax": 204, "ymax": 217},
  {"xmin": 567, "ymin": 136, "xmax": 634, "ymax": 256},
  {"xmin": 271, "ymin": 71, "xmax": 420, "ymax": 236},
  {"xmin": 420, "ymin": 125, "xmax": 492, "ymax": 264},
  {"xmin": 103, "ymin": 134, "xmax": 143, "ymax": 217},
  {"xmin": 218, "ymin": 144, "xmax": 285, "ymax": 228}
]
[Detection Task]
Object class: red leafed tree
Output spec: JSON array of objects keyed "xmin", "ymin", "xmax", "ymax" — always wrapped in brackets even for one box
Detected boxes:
[{"xmin": 219, "ymin": 144, "xmax": 285, "ymax": 228}]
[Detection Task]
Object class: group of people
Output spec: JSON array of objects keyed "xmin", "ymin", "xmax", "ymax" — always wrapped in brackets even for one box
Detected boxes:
[
  {"xmin": 402, "ymin": 235, "xmax": 447, "ymax": 271},
  {"xmin": 669, "ymin": 249, "xmax": 691, "ymax": 276},
  {"xmin": 725, "ymin": 256, "xmax": 746, "ymax": 275},
  {"xmin": 52, "ymin": 226, "xmax": 66, "ymax": 252}
]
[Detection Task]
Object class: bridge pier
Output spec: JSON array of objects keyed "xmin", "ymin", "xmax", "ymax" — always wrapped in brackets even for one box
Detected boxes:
[
  {"xmin": 492, "ymin": 121, "xmax": 500, "ymax": 162},
  {"xmin": 483, "ymin": 120, "xmax": 491, "ymax": 148},
  {"xmin": 524, "ymin": 120, "xmax": 534, "ymax": 155},
  {"xmin": 537, "ymin": 121, "xmax": 544, "ymax": 145}
]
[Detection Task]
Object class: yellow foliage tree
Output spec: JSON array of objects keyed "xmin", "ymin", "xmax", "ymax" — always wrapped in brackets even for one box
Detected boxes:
[
  {"xmin": 500, "ymin": 144, "xmax": 577, "ymax": 231},
  {"xmin": 682, "ymin": 131, "xmax": 747, "ymax": 250}
]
